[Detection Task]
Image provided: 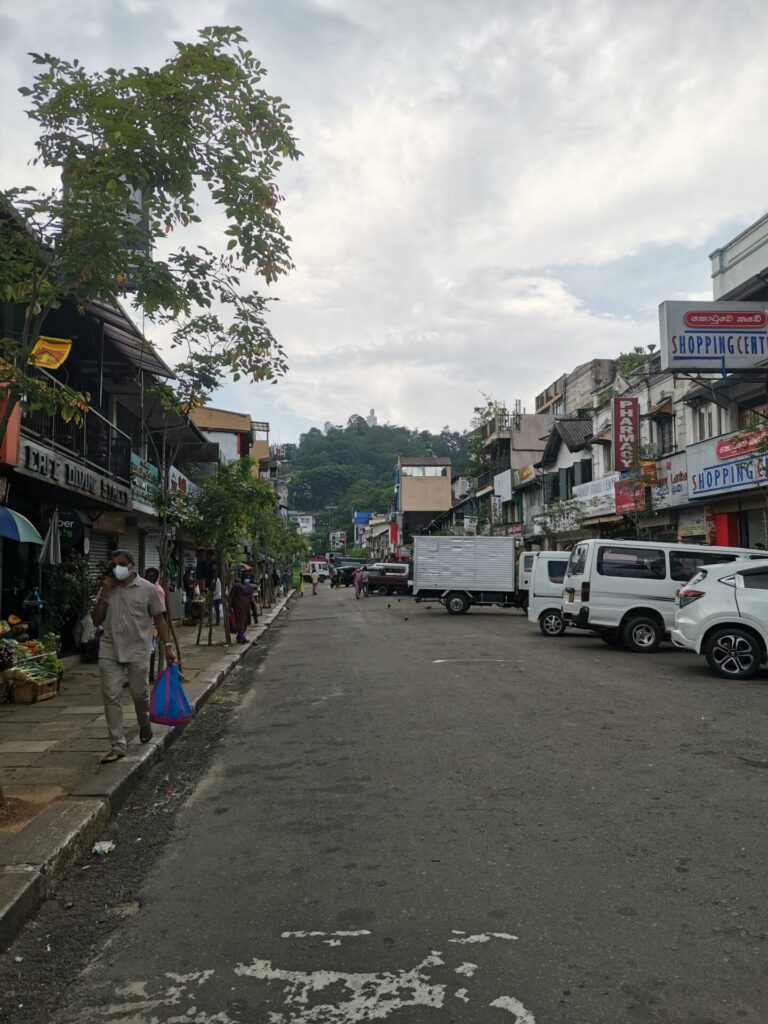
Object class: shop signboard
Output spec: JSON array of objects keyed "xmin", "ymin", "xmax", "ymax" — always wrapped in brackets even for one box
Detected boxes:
[
  {"xmin": 612, "ymin": 397, "xmax": 639, "ymax": 472},
  {"xmin": 678, "ymin": 507, "xmax": 716, "ymax": 542},
  {"xmin": 687, "ymin": 427, "xmax": 768, "ymax": 499},
  {"xmin": 491, "ymin": 494, "xmax": 502, "ymax": 523},
  {"xmin": 573, "ymin": 473, "xmax": 619, "ymax": 517},
  {"xmin": 130, "ymin": 453, "xmax": 159, "ymax": 514},
  {"xmin": 169, "ymin": 464, "xmax": 198, "ymax": 496},
  {"xmin": 17, "ymin": 440, "xmax": 131, "ymax": 509},
  {"xmin": 651, "ymin": 453, "xmax": 688, "ymax": 510},
  {"xmin": 297, "ymin": 515, "xmax": 314, "ymax": 536},
  {"xmin": 507, "ymin": 523, "xmax": 523, "ymax": 536},
  {"xmin": 463, "ymin": 515, "xmax": 478, "ymax": 535},
  {"xmin": 659, "ymin": 300, "xmax": 768, "ymax": 374},
  {"xmin": 44, "ymin": 508, "xmax": 84, "ymax": 548}
]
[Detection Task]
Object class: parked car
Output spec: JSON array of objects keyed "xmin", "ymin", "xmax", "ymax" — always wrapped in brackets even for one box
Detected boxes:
[
  {"xmin": 561, "ymin": 539, "xmax": 768, "ymax": 652},
  {"xmin": 330, "ymin": 559, "xmax": 366, "ymax": 587},
  {"xmin": 672, "ymin": 559, "xmax": 768, "ymax": 678},
  {"xmin": 527, "ymin": 551, "xmax": 570, "ymax": 636},
  {"xmin": 364, "ymin": 563, "xmax": 411, "ymax": 595}
]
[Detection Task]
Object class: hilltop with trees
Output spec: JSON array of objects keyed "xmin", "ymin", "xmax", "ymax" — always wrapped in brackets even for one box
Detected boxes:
[{"xmin": 288, "ymin": 414, "xmax": 469, "ymax": 547}]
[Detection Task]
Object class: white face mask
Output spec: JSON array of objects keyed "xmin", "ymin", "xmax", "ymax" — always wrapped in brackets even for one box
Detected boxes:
[{"xmin": 113, "ymin": 564, "xmax": 131, "ymax": 581}]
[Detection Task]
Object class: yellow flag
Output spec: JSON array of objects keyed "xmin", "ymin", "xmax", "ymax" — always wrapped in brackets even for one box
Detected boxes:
[{"xmin": 30, "ymin": 336, "xmax": 72, "ymax": 370}]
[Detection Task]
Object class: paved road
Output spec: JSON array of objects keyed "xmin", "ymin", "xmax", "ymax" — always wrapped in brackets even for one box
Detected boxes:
[{"xmin": 5, "ymin": 586, "xmax": 768, "ymax": 1023}]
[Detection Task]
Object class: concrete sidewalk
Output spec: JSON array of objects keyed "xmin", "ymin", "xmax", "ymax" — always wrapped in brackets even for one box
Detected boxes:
[{"xmin": 0, "ymin": 592, "xmax": 293, "ymax": 949}]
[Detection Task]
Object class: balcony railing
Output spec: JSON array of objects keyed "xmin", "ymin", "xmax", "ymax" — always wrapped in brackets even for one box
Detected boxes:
[{"xmin": 20, "ymin": 372, "xmax": 132, "ymax": 483}]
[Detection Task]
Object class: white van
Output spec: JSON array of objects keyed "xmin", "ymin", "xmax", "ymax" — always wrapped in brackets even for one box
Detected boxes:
[
  {"xmin": 527, "ymin": 551, "xmax": 571, "ymax": 636},
  {"xmin": 561, "ymin": 539, "xmax": 768, "ymax": 652}
]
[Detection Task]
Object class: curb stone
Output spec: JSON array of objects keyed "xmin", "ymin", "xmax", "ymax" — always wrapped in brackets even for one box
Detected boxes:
[{"xmin": 0, "ymin": 591, "xmax": 293, "ymax": 951}]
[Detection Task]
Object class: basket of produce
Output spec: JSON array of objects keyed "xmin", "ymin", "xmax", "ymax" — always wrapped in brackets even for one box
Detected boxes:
[{"xmin": 5, "ymin": 664, "xmax": 59, "ymax": 703}]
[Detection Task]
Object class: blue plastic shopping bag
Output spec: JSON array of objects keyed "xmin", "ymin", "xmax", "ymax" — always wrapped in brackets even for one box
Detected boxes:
[{"xmin": 150, "ymin": 662, "xmax": 194, "ymax": 726}]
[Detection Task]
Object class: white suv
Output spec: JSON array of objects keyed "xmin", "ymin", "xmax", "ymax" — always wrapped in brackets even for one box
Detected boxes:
[{"xmin": 671, "ymin": 558, "xmax": 768, "ymax": 679}]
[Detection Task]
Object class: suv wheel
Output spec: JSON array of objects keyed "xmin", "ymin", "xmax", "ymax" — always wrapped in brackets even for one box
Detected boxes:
[
  {"xmin": 445, "ymin": 592, "xmax": 470, "ymax": 614},
  {"xmin": 704, "ymin": 627, "xmax": 763, "ymax": 679},
  {"xmin": 538, "ymin": 610, "xmax": 565, "ymax": 637},
  {"xmin": 622, "ymin": 615, "xmax": 662, "ymax": 653}
]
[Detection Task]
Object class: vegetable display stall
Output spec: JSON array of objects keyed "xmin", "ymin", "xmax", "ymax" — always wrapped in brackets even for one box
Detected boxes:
[{"xmin": 0, "ymin": 628, "xmax": 62, "ymax": 704}]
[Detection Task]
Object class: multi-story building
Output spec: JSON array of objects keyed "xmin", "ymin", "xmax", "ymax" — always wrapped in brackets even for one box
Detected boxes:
[
  {"xmin": 0, "ymin": 296, "xmax": 210, "ymax": 615},
  {"xmin": 394, "ymin": 455, "xmax": 452, "ymax": 542},
  {"xmin": 189, "ymin": 406, "xmax": 271, "ymax": 478},
  {"xmin": 535, "ymin": 360, "xmax": 616, "ymax": 416}
]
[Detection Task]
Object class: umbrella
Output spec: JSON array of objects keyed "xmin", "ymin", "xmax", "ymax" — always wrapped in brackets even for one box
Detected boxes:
[
  {"xmin": 38, "ymin": 508, "xmax": 62, "ymax": 566},
  {"xmin": 0, "ymin": 507, "xmax": 44, "ymax": 545}
]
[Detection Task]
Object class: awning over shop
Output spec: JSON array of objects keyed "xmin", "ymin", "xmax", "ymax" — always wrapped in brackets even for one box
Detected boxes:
[
  {"xmin": 580, "ymin": 513, "xmax": 623, "ymax": 525},
  {"xmin": 88, "ymin": 299, "xmax": 175, "ymax": 379}
]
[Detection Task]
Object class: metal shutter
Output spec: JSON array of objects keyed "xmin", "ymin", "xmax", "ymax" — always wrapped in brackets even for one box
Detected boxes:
[
  {"xmin": 141, "ymin": 531, "xmax": 162, "ymax": 572},
  {"xmin": 87, "ymin": 530, "xmax": 114, "ymax": 582}
]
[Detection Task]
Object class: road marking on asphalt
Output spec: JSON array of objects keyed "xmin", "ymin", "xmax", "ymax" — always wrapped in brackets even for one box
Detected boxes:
[
  {"xmin": 86, "ymin": 932, "xmax": 535, "ymax": 1023},
  {"xmin": 432, "ymin": 659, "xmax": 516, "ymax": 664}
]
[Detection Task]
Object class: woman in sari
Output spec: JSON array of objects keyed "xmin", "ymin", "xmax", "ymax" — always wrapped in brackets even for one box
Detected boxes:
[{"xmin": 353, "ymin": 567, "xmax": 363, "ymax": 599}]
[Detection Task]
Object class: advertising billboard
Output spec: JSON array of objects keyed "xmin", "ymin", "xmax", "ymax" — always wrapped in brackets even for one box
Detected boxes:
[
  {"xmin": 651, "ymin": 453, "xmax": 688, "ymax": 509},
  {"xmin": 573, "ymin": 473, "xmax": 619, "ymax": 517},
  {"xmin": 612, "ymin": 397, "xmax": 639, "ymax": 472},
  {"xmin": 659, "ymin": 300, "xmax": 768, "ymax": 374},
  {"xmin": 687, "ymin": 427, "xmax": 768, "ymax": 499}
]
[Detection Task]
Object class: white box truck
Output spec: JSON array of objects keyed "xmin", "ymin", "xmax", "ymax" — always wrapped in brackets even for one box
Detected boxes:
[{"xmin": 412, "ymin": 535, "xmax": 525, "ymax": 614}]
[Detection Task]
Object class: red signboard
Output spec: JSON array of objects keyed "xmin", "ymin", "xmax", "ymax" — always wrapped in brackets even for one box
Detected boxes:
[
  {"xmin": 612, "ymin": 397, "xmax": 639, "ymax": 472},
  {"xmin": 683, "ymin": 309, "xmax": 768, "ymax": 329},
  {"xmin": 715, "ymin": 426, "xmax": 768, "ymax": 461}
]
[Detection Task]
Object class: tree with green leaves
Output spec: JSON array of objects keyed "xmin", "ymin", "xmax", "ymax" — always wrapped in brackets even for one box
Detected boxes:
[{"xmin": 0, "ymin": 25, "xmax": 300, "ymax": 439}]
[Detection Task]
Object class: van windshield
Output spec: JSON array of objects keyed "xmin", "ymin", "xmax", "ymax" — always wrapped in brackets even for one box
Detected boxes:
[{"xmin": 567, "ymin": 544, "xmax": 588, "ymax": 577}]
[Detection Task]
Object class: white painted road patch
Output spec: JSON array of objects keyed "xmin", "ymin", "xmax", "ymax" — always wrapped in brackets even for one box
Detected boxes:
[{"xmin": 74, "ymin": 930, "xmax": 535, "ymax": 1023}]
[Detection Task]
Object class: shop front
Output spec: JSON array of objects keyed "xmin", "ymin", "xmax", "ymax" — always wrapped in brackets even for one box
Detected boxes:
[
  {"xmin": 686, "ymin": 428, "xmax": 768, "ymax": 547},
  {"xmin": 1, "ymin": 436, "xmax": 133, "ymax": 620}
]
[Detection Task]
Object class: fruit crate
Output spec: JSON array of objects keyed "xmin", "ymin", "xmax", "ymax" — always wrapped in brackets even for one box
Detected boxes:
[{"xmin": 8, "ymin": 675, "xmax": 58, "ymax": 704}]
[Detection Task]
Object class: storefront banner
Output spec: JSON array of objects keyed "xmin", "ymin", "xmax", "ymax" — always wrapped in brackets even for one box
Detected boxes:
[
  {"xmin": 651, "ymin": 453, "xmax": 688, "ymax": 510},
  {"xmin": 612, "ymin": 397, "xmax": 639, "ymax": 472},
  {"xmin": 130, "ymin": 453, "xmax": 159, "ymax": 514},
  {"xmin": 615, "ymin": 477, "xmax": 645, "ymax": 514},
  {"xmin": 659, "ymin": 301, "xmax": 768, "ymax": 373},
  {"xmin": 168, "ymin": 464, "xmax": 198, "ymax": 496},
  {"xmin": 678, "ymin": 507, "xmax": 715, "ymax": 542},
  {"xmin": 463, "ymin": 515, "xmax": 478, "ymax": 535},
  {"xmin": 491, "ymin": 494, "xmax": 502, "ymax": 523},
  {"xmin": 573, "ymin": 473, "xmax": 619, "ymax": 517},
  {"xmin": 687, "ymin": 428, "xmax": 768, "ymax": 498},
  {"xmin": 17, "ymin": 440, "xmax": 132, "ymax": 509}
]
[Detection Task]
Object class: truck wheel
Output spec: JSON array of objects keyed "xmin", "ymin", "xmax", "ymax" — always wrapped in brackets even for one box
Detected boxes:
[
  {"xmin": 622, "ymin": 615, "xmax": 662, "ymax": 653},
  {"xmin": 376, "ymin": 586, "xmax": 388, "ymax": 595},
  {"xmin": 445, "ymin": 592, "xmax": 470, "ymax": 614},
  {"xmin": 538, "ymin": 610, "xmax": 565, "ymax": 637}
]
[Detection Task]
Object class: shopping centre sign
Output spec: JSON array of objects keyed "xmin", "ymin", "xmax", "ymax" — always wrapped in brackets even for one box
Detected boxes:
[
  {"xmin": 659, "ymin": 300, "xmax": 768, "ymax": 374},
  {"xmin": 687, "ymin": 427, "xmax": 768, "ymax": 498}
]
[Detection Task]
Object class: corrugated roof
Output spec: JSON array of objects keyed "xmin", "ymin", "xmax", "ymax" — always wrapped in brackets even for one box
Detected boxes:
[
  {"xmin": 88, "ymin": 299, "xmax": 175, "ymax": 379},
  {"xmin": 555, "ymin": 416, "xmax": 593, "ymax": 452}
]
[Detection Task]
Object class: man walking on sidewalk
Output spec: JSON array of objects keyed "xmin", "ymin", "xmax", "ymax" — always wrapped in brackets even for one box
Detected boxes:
[
  {"xmin": 92, "ymin": 549, "xmax": 175, "ymax": 764},
  {"xmin": 311, "ymin": 568, "xmax": 319, "ymax": 595}
]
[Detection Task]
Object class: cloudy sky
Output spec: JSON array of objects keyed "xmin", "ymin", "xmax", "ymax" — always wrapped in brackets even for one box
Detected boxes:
[{"xmin": 2, "ymin": 0, "xmax": 767, "ymax": 443}]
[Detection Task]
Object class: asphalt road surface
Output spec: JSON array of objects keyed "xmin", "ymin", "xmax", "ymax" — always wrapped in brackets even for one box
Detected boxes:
[{"xmin": 3, "ymin": 586, "xmax": 768, "ymax": 1024}]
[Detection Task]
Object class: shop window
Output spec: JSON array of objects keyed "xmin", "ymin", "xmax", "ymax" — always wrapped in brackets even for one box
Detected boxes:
[{"xmin": 657, "ymin": 416, "xmax": 674, "ymax": 455}]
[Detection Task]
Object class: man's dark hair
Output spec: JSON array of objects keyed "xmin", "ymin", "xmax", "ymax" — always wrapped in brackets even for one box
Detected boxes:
[{"xmin": 110, "ymin": 548, "xmax": 135, "ymax": 565}]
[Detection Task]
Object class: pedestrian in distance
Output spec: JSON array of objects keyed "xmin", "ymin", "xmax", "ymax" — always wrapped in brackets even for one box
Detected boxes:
[
  {"xmin": 92, "ymin": 549, "xmax": 175, "ymax": 764},
  {"xmin": 361, "ymin": 567, "xmax": 370, "ymax": 598},
  {"xmin": 230, "ymin": 576, "xmax": 255, "ymax": 644},
  {"xmin": 353, "ymin": 567, "xmax": 363, "ymax": 599},
  {"xmin": 282, "ymin": 568, "xmax": 291, "ymax": 594},
  {"xmin": 212, "ymin": 574, "xmax": 222, "ymax": 625},
  {"xmin": 311, "ymin": 569, "xmax": 319, "ymax": 595}
]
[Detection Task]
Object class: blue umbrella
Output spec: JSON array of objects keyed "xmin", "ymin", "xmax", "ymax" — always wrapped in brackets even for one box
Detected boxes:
[{"xmin": 0, "ymin": 507, "xmax": 44, "ymax": 545}]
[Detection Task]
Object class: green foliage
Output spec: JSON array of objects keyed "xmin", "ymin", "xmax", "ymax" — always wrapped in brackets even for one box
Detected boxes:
[
  {"xmin": 41, "ymin": 552, "xmax": 94, "ymax": 637},
  {"xmin": 0, "ymin": 24, "xmax": 300, "ymax": 437},
  {"xmin": 616, "ymin": 348, "xmax": 649, "ymax": 380},
  {"xmin": 189, "ymin": 459, "xmax": 277, "ymax": 566},
  {"xmin": 289, "ymin": 418, "xmax": 468, "ymax": 530}
]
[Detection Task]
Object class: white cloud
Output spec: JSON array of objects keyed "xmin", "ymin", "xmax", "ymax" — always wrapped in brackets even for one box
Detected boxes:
[{"xmin": 2, "ymin": 0, "xmax": 767, "ymax": 437}]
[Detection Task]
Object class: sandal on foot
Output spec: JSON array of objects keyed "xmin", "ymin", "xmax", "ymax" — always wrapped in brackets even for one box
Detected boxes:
[
  {"xmin": 101, "ymin": 748, "xmax": 125, "ymax": 764},
  {"xmin": 139, "ymin": 723, "xmax": 153, "ymax": 744}
]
